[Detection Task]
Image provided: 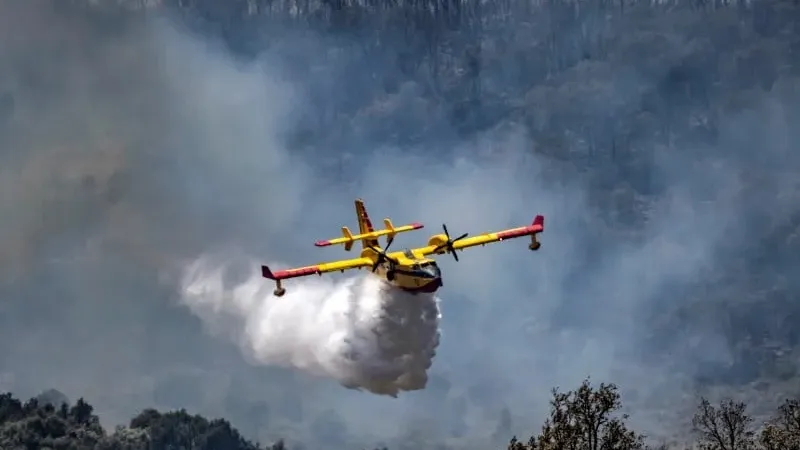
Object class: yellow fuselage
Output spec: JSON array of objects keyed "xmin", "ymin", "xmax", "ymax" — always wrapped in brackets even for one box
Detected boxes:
[{"xmin": 369, "ymin": 251, "xmax": 443, "ymax": 294}]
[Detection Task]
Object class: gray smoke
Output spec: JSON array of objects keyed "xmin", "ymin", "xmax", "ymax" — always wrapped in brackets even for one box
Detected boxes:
[
  {"xmin": 1, "ymin": 0, "xmax": 798, "ymax": 447},
  {"xmin": 179, "ymin": 251, "xmax": 441, "ymax": 397}
]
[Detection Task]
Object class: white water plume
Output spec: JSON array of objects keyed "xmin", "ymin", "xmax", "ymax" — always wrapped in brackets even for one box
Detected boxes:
[{"xmin": 179, "ymin": 252, "xmax": 442, "ymax": 397}]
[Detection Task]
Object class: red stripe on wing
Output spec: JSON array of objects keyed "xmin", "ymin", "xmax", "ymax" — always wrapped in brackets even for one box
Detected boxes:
[
  {"xmin": 495, "ymin": 216, "xmax": 545, "ymax": 239},
  {"xmin": 273, "ymin": 266, "xmax": 321, "ymax": 279},
  {"xmin": 496, "ymin": 227, "xmax": 531, "ymax": 239}
]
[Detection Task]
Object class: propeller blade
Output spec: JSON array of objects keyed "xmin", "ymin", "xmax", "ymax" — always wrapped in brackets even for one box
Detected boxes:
[
  {"xmin": 432, "ymin": 224, "xmax": 468, "ymax": 262},
  {"xmin": 367, "ymin": 244, "xmax": 397, "ymax": 270},
  {"xmin": 367, "ymin": 245, "xmax": 382, "ymax": 272}
]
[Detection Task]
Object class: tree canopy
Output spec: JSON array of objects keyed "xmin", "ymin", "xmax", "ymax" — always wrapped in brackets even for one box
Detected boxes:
[
  {"xmin": 0, "ymin": 390, "xmax": 285, "ymax": 450},
  {"xmin": 3, "ymin": 382, "xmax": 800, "ymax": 450},
  {"xmin": 1, "ymin": 0, "xmax": 799, "ymax": 448}
]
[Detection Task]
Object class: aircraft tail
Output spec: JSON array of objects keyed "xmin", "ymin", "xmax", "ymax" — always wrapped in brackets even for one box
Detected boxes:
[
  {"xmin": 314, "ymin": 209, "xmax": 424, "ymax": 250},
  {"xmin": 355, "ymin": 199, "xmax": 379, "ymax": 249}
]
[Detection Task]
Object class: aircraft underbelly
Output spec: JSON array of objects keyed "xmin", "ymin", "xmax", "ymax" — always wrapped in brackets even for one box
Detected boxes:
[{"xmin": 395, "ymin": 277, "xmax": 442, "ymax": 294}]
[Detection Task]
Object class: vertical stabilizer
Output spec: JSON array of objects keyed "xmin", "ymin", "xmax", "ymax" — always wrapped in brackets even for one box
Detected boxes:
[{"xmin": 355, "ymin": 199, "xmax": 379, "ymax": 249}]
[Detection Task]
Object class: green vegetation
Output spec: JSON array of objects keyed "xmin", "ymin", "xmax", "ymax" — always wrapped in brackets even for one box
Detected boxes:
[
  {"xmin": 3, "ymin": 381, "xmax": 799, "ymax": 449},
  {"xmin": 2, "ymin": 0, "xmax": 799, "ymax": 448},
  {"xmin": 0, "ymin": 390, "xmax": 284, "ymax": 450}
]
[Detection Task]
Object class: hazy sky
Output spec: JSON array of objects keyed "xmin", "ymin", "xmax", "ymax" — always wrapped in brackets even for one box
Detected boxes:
[{"xmin": 1, "ymin": 1, "xmax": 798, "ymax": 448}]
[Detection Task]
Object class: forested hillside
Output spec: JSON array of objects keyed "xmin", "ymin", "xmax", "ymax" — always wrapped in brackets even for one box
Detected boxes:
[
  {"xmin": 0, "ymin": 0, "xmax": 798, "ymax": 449},
  {"xmin": 2, "ymin": 381, "xmax": 800, "ymax": 449}
]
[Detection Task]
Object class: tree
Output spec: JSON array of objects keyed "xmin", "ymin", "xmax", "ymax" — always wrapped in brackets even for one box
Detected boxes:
[
  {"xmin": 0, "ymin": 392, "xmax": 269, "ymax": 450},
  {"xmin": 128, "ymin": 408, "xmax": 262, "ymax": 450},
  {"xmin": 0, "ymin": 392, "xmax": 106, "ymax": 450},
  {"xmin": 509, "ymin": 378, "xmax": 644, "ymax": 450},
  {"xmin": 692, "ymin": 397, "xmax": 755, "ymax": 450},
  {"xmin": 761, "ymin": 399, "xmax": 800, "ymax": 450}
]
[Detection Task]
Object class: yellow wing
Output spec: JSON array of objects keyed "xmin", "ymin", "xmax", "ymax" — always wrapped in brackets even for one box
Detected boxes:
[
  {"xmin": 416, "ymin": 215, "xmax": 545, "ymax": 256},
  {"xmin": 261, "ymin": 256, "xmax": 374, "ymax": 281},
  {"xmin": 314, "ymin": 222, "xmax": 425, "ymax": 249}
]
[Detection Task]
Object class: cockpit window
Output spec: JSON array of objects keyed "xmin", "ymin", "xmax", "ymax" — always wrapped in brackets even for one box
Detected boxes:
[{"xmin": 416, "ymin": 261, "xmax": 441, "ymax": 277}]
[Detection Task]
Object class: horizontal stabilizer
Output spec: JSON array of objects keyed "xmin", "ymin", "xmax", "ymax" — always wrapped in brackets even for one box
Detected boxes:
[{"xmin": 315, "ymin": 222, "xmax": 424, "ymax": 250}]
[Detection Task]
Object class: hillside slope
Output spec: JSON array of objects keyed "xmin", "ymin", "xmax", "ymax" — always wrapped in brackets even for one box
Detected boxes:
[{"xmin": 0, "ymin": 0, "xmax": 798, "ymax": 449}]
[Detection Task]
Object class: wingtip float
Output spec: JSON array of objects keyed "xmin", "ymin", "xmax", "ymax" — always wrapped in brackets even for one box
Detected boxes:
[{"xmin": 261, "ymin": 198, "xmax": 545, "ymax": 297}]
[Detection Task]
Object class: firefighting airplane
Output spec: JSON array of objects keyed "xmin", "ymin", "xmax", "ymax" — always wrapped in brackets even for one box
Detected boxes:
[{"xmin": 261, "ymin": 199, "xmax": 545, "ymax": 297}]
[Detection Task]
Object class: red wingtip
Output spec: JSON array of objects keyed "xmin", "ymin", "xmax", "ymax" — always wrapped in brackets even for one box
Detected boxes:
[
  {"xmin": 410, "ymin": 222, "xmax": 424, "ymax": 229},
  {"xmin": 533, "ymin": 215, "xmax": 544, "ymax": 229},
  {"xmin": 315, "ymin": 240, "xmax": 331, "ymax": 247},
  {"xmin": 261, "ymin": 265, "xmax": 275, "ymax": 279}
]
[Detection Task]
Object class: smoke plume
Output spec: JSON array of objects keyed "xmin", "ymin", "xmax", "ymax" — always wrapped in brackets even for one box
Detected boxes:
[
  {"xmin": 2, "ymin": 0, "xmax": 798, "ymax": 447},
  {"xmin": 179, "ymin": 251, "xmax": 442, "ymax": 397}
]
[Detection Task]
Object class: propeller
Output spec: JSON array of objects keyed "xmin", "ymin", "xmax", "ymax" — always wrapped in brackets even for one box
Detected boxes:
[
  {"xmin": 433, "ymin": 223, "xmax": 469, "ymax": 262},
  {"xmin": 367, "ymin": 238, "xmax": 399, "ymax": 273}
]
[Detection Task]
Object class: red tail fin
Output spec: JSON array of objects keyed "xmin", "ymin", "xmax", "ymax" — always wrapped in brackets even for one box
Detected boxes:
[{"xmin": 354, "ymin": 198, "xmax": 379, "ymax": 249}]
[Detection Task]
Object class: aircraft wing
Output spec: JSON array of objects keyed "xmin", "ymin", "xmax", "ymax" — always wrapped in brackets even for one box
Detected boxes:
[
  {"xmin": 419, "ymin": 215, "xmax": 545, "ymax": 255},
  {"xmin": 261, "ymin": 256, "xmax": 374, "ymax": 281}
]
